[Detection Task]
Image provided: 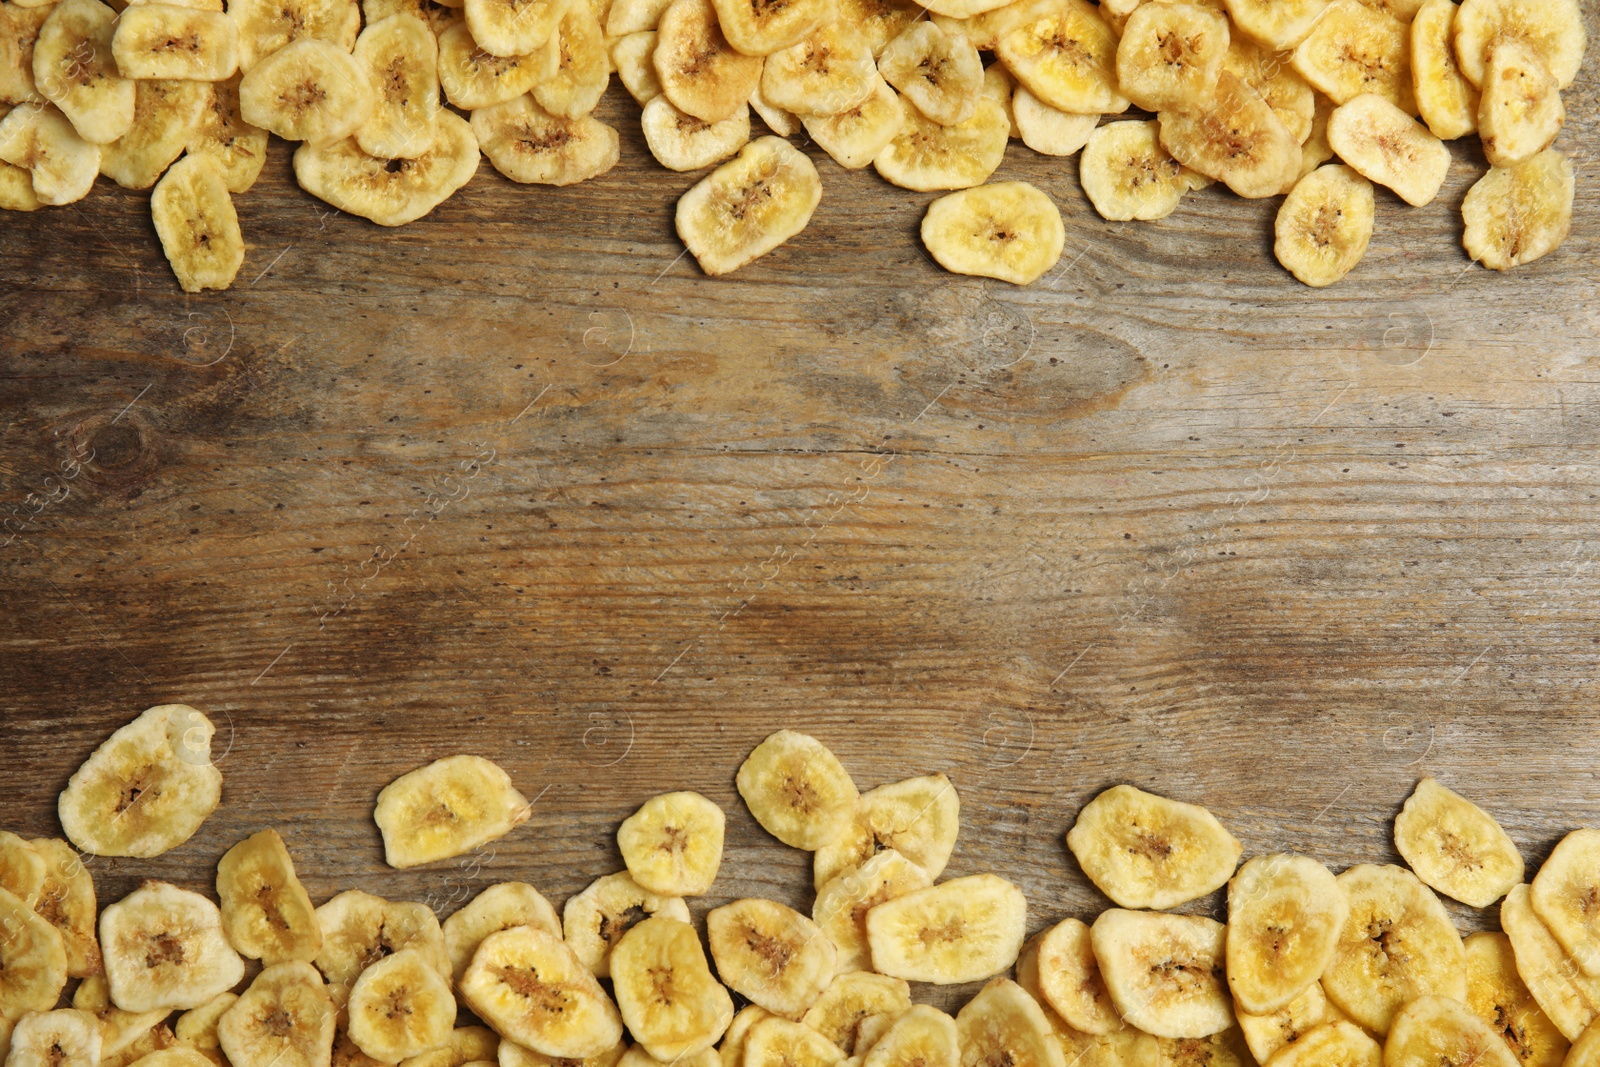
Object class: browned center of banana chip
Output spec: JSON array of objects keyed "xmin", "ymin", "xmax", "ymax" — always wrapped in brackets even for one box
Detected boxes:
[{"xmin": 494, "ymin": 964, "xmax": 572, "ymax": 1013}]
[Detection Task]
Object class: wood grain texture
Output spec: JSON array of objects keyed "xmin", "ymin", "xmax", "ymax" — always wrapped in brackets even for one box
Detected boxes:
[{"xmin": 3, "ymin": 7, "xmax": 1600, "ymax": 1017}]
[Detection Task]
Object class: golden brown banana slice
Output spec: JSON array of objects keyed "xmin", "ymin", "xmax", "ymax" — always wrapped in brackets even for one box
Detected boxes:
[
  {"xmin": 1327, "ymin": 92, "xmax": 1448, "ymax": 205},
  {"xmin": 98, "ymin": 78, "xmax": 207, "ymax": 188},
  {"xmin": 238, "ymin": 38, "xmax": 373, "ymax": 145},
  {"xmin": 1502, "ymin": 883, "xmax": 1600, "ymax": 1041},
  {"xmin": 605, "ymin": 0, "xmax": 669, "ymax": 34},
  {"xmin": 675, "ymin": 134, "xmax": 817, "ymax": 272},
  {"xmin": 745, "ymin": 1019, "xmax": 845, "ymax": 1067},
  {"xmin": 611, "ymin": 30, "xmax": 660, "ymax": 100},
  {"xmin": 1227, "ymin": 855, "xmax": 1350, "ymax": 1012},
  {"xmin": 1466, "ymin": 931, "xmax": 1569, "ymax": 1067},
  {"xmin": 799, "ymin": 74, "xmax": 901, "ymax": 168},
  {"xmin": 1115, "ymin": 1, "xmax": 1229, "ymax": 112},
  {"xmin": 111, "ymin": 5, "xmax": 238, "ymax": 80},
  {"xmin": 761, "ymin": 21, "xmax": 875, "ymax": 117},
  {"xmin": 313, "ymin": 890, "xmax": 451, "ymax": 988},
  {"xmin": 995, "ymin": 0, "xmax": 1126, "ymax": 114},
  {"xmin": 231, "ymin": 0, "xmax": 360, "ymax": 70},
  {"xmin": 1290, "ymin": 0, "xmax": 1411, "ymax": 109},
  {"xmin": 444, "ymin": 883, "xmax": 561, "ymax": 989},
  {"xmin": 531, "ymin": 0, "xmax": 607, "ymax": 117},
  {"xmin": 641, "ymin": 95, "xmax": 748, "ymax": 169},
  {"xmin": 1453, "ymin": 0, "xmax": 1585, "ymax": 89},
  {"xmin": 1386, "ymin": 996, "xmax": 1521, "ymax": 1067},
  {"xmin": 1067, "ymin": 785, "xmax": 1243, "ymax": 910},
  {"xmin": 920, "ymin": 180, "xmax": 1063, "ymax": 285},
  {"xmin": 1273, "ymin": 163, "xmax": 1373, "ymax": 287},
  {"xmin": 0, "ymin": 4, "xmax": 53, "ymax": 106},
  {"xmin": 737, "ymin": 731, "xmax": 859, "ymax": 850},
  {"xmin": 0, "ymin": 100, "xmax": 100, "ymax": 203},
  {"xmin": 101, "ymin": 880, "xmax": 246, "ymax": 1012},
  {"xmin": 185, "ymin": 74, "xmax": 268, "ymax": 192},
  {"xmin": 217, "ymin": 829, "xmax": 322, "ymax": 966},
  {"xmin": 708, "ymin": 0, "xmax": 825, "ymax": 56},
  {"xmin": 0, "ymin": 834, "xmax": 45, "ymax": 909},
  {"xmin": 1321, "ymin": 864, "xmax": 1466, "ymax": 1036},
  {"xmin": 654, "ymin": 0, "xmax": 759, "ymax": 121},
  {"xmin": 401, "ymin": 1026, "xmax": 499, "ymax": 1067},
  {"xmin": 1152, "ymin": 1030, "xmax": 1253, "ymax": 1067},
  {"xmin": 1262, "ymin": 1022, "xmax": 1378, "ymax": 1067},
  {"xmin": 802, "ymin": 974, "xmax": 911, "ymax": 1054},
  {"xmin": 837, "ymin": 0, "xmax": 921, "ymax": 57},
  {"xmin": 348, "ymin": 950, "xmax": 455, "ymax": 1063},
  {"xmin": 859, "ymin": 1006, "xmax": 956, "ymax": 1067},
  {"xmin": 813, "ymin": 849, "xmax": 931, "ymax": 973},
  {"xmin": 501, "ymin": 1038, "xmax": 627, "ymax": 1067},
  {"xmin": 474, "ymin": 91, "xmax": 617, "ymax": 184},
  {"xmin": 1237, "ymin": 983, "xmax": 1350, "ymax": 1064},
  {"xmin": 719, "ymin": 1007, "xmax": 775, "ymax": 1067},
  {"xmin": 956, "ymin": 979, "xmax": 1063, "ymax": 1067},
  {"xmin": 611, "ymin": 918, "xmax": 733, "ymax": 1061},
  {"xmin": 31, "ymin": 0, "xmax": 134, "ymax": 142},
  {"xmin": 1011, "ymin": 89, "xmax": 1094, "ymax": 155},
  {"xmin": 873, "ymin": 93, "xmax": 1006, "ymax": 189},
  {"xmin": 353, "ymin": 14, "xmax": 440, "ymax": 159},
  {"xmin": 375, "ymin": 755, "xmax": 531, "ymax": 869},
  {"xmin": 176, "ymin": 992, "xmax": 237, "ymax": 1064},
  {"xmin": 1410, "ymin": 0, "xmax": 1477, "ymax": 138},
  {"xmin": 1478, "ymin": 40, "xmax": 1563, "ymax": 167},
  {"xmin": 217, "ymin": 962, "xmax": 337, "ymax": 1067},
  {"xmin": 1394, "ymin": 778, "xmax": 1523, "ymax": 909},
  {"xmin": 707, "ymin": 896, "xmax": 836, "ymax": 1017},
  {"xmin": 866, "ymin": 874, "xmax": 1026, "ymax": 985},
  {"xmin": 7, "ymin": 1010, "xmax": 103, "ymax": 1067},
  {"xmin": 1080, "ymin": 119, "xmax": 1206, "ymax": 221},
  {"xmin": 438, "ymin": 25, "xmax": 554, "ymax": 107},
  {"xmin": 1091, "ymin": 910, "xmax": 1232, "ymax": 1038},
  {"xmin": 461, "ymin": 927, "xmax": 624, "ymax": 1059},
  {"xmin": 1160, "ymin": 73, "xmax": 1299, "ymax": 198},
  {"xmin": 878, "ymin": 22, "xmax": 982, "ymax": 126},
  {"xmin": 30, "ymin": 839, "xmax": 99, "ymax": 978},
  {"xmin": 1222, "ymin": 0, "xmax": 1327, "ymax": 50},
  {"xmin": 813, "ymin": 774, "xmax": 960, "ymax": 890},
  {"xmin": 1032, "ymin": 918, "xmax": 1120, "ymax": 1035},
  {"xmin": 1461, "ymin": 149, "xmax": 1573, "ymax": 271},
  {"xmin": 561, "ymin": 872, "xmax": 690, "ymax": 978},
  {"xmin": 1533, "ymin": 830, "xmax": 1600, "ymax": 977},
  {"xmin": 1223, "ymin": 36, "xmax": 1314, "ymax": 142},
  {"xmin": 462, "ymin": 0, "xmax": 561, "ymax": 59}
]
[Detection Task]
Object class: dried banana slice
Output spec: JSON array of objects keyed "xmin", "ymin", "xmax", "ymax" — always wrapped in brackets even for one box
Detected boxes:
[
  {"xmin": 230, "ymin": 0, "xmax": 359, "ymax": 68},
  {"xmin": 217, "ymin": 962, "xmax": 337, "ymax": 1067},
  {"xmin": 1501, "ymin": 883, "xmax": 1600, "ymax": 1041},
  {"xmin": 612, "ymin": 31, "xmax": 660, "ymax": 101},
  {"xmin": 30, "ymin": 839, "xmax": 100, "ymax": 978},
  {"xmin": 1290, "ymin": 0, "xmax": 1411, "ymax": 109},
  {"xmin": 59, "ymin": 706, "xmax": 222, "ymax": 859},
  {"xmin": 1292, "ymin": 91, "xmax": 1336, "ymax": 182},
  {"xmin": 111, "ymin": 5, "xmax": 238, "ymax": 80},
  {"xmin": 1080, "ymin": 119, "xmax": 1206, "ymax": 221},
  {"xmin": 983, "ymin": 63, "xmax": 1019, "ymax": 138},
  {"xmin": 1261, "ymin": 1022, "xmax": 1379, "ymax": 1067},
  {"xmin": 617, "ymin": 1047, "xmax": 717, "ymax": 1067},
  {"xmin": 1152, "ymin": 1030, "xmax": 1252, "ymax": 1067},
  {"xmin": 1273, "ymin": 163, "xmax": 1374, "ymax": 287},
  {"xmin": 217, "ymin": 829, "xmax": 322, "ymax": 966},
  {"xmin": 813, "ymin": 774, "xmax": 960, "ymax": 890},
  {"xmin": 813, "ymin": 849, "xmax": 931, "ymax": 973},
  {"xmin": 860, "ymin": 1006, "xmax": 957, "ymax": 1067},
  {"xmin": 706, "ymin": 897, "xmax": 836, "ymax": 1017},
  {"xmin": 744, "ymin": 1018, "xmax": 845, "ymax": 1067},
  {"xmin": 0, "ymin": 4, "xmax": 53, "ymax": 106},
  {"xmin": 708, "ymin": 0, "xmax": 825, "ymax": 56},
  {"xmin": 501, "ymin": 1037, "xmax": 627, "ymax": 1067},
  {"xmin": 444, "ymin": 883, "xmax": 561, "ymax": 989},
  {"xmin": 7, "ymin": 1010, "xmax": 103, "ymax": 1067},
  {"xmin": 375, "ymin": 756, "xmax": 531, "ymax": 869},
  {"xmin": 920, "ymin": 180, "xmax": 1064, "ymax": 285},
  {"xmin": 348, "ymin": 949, "xmax": 455, "ymax": 1063},
  {"xmin": 460, "ymin": 926, "xmax": 625, "ymax": 1059},
  {"xmin": 1386, "ymin": 996, "xmax": 1521, "ymax": 1067},
  {"xmin": 720, "ymin": 1006, "xmax": 775, "ymax": 1067},
  {"xmin": 401, "ymin": 1027, "xmax": 499, "ymax": 1067},
  {"xmin": 0, "ymin": 834, "xmax": 45, "ymax": 909},
  {"xmin": 0, "ymin": 101, "xmax": 100, "ymax": 204},
  {"xmin": 1066, "ymin": 785, "xmax": 1243, "ymax": 910},
  {"xmin": 480, "ymin": 99, "xmax": 612, "ymax": 184},
  {"xmin": 531, "ymin": 1, "xmax": 607, "ymax": 117},
  {"xmin": 101, "ymin": 881, "xmax": 246, "ymax": 1013},
  {"xmin": 75, "ymin": 975, "xmax": 175, "ymax": 1067},
  {"xmin": 1321, "ymin": 864, "xmax": 1466, "ymax": 1036},
  {"xmin": 675, "ymin": 133, "xmax": 819, "ymax": 275},
  {"xmin": 237, "ymin": 37, "xmax": 372, "ymax": 145},
  {"xmin": 994, "ymin": 0, "xmax": 1127, "ymax": 114},
  {"xmin": 1394, "ymin": 778, "xmax": 1523, "ymax": 909},
  {"xmin": 176, "ymin": 992, "xmax": 238, "ymax": 1065},
  {"xmin": 737, "ymin": 731, "xmax": 859, "ymax": 851},
  {"xmin": 611, "ymin": 917, "xmax": 733, "ymax": 1061},
  {"xmin": 1453, "ymin": 0, "xmax": 1585, "ymax": 90},
  {"xmin": 151, "ymin": 153, "xmax": 243, "ymax": 291},
  {"xmin": 1011, "ymin": 89, "xmax": 1095, "ymax": 156},
  {"xmin": 353, "ymin": 14, "xmax": 440, "ymax": 159},
  {"xmin": 605, "ymin": 0, "xmax": 668, "ymax": 34},
  {"xmin": 865, "ymin": 874, "xmax": 1026, "ymax": 985},
  {"xmin": 878, "ymin": 22, "xmax": 982, "ymax": 127},
  {"xmin": 331, "ymin": 1032, "xmax": 389, "ymax": 1067},
  {"xmin": 1091, "ymin": 910, "xmax": 1232, "ymax": 1038},
  {"xmin": 1223, "ymin": 36, "xmax": 1314, "ymax": 142},
  {"xmin": 1237, "ymin": 982, "xmax": 1350, "ymax": 1064},
  {"xmin": 1465, "ymin": 931, "xmax": 1569, "ymax": 1067},
  {"xmin": 615, "ymin": 791, "xmax": 726, "ymax": 898},
  {"xmin": 799, "ymin": 74, "xmax": 901, "ymax": 169},
  {"xmin": 364, "ymin": 0, "xmax": 461, "ymax": 35},
  {"xmin": 837, "ymin": 0, "xmax": 921, "ymax": 57},
  {"xmin": 1461, "ymin": 149, "xmax": 1573, "ymax": 271},
  {"xmin": 854, "ymin": 1014, "xmax": 898, "ymax": 1058},
  {"xmin": 1160, "ymin": 72, "xmax": 1299, "ymax": 198},
  {"xmin": 99, "ymin": 78, "xmax": 208, "ymax": 189},
  {"xmin": 654, "ymin": 0, "xmax": 759, "ymax": 121},
  {"xmin": 0, "ymin": 156, "xmax": 41, "ymax": 211},
  {"xmin": 1226, "ymin": 854, "xmax": 1350, "ymax": 1014},
  {"xmin": 1327, "ymin": 92, "xmax": 1448, "ymax": 205},
  {"xmin": 1223, "ymin": 0, "xmax": 1327, "ymax": 51},
  {"xmin": 185, "ymin": 74, "xmax": 268, "ymax": 193},
  {"xmin": 749, "ymin": 83, "xmax": 800, "ymax": 134},
  {"xmin": 1533, "ymin": 829, "xmax": 1600, "ymax": 977},
  {"xmin": 1115, "ymin": 1, "xmax": 1229, "ymax": 112},
  {"xmin": 761, "ymin": 21, "xmax": 874, "ymax": 117},
  {"xmin": 462, "ymin": 0, "xmax": 561, "ymax": 59},
  {"xmin": 1568, "ymin": 1027, "xmax": 1600, "ymax": 1067},
  {"xmin": 1477, "ymin": 40, "xmax": 1563, "ymax": 167},
  {"xmin": 955, "ymin": 979, "xmax": 1063, "ymax": 1067},
  {"xmin": 1410, "ymin": 0, "xmax": 1477, "ymax": 138},
  {"xmin": 1032, "ymin": 918, "xmax": 1120, "ymax": 1035},
  {"xmin": 562, "ymin": 872, "xmax": 690, "ymax": 978},
  {"xmin": 803, "ymin": 974, "xmax": 911, "ymax": 1054},
  {"xmin": 32, "ymin": 0, "xmax": 135, "ymax": 142},
  {"xmin": 314, "ymin": 891, "xmax": 451, "ymax": 988},
  {"xmin": 873, "ymin": 93, "xmax": 1007, "ymax": 190},
  {"xmin": 438, "ymin": 25, "xmax": 554, "ymax": 107}
]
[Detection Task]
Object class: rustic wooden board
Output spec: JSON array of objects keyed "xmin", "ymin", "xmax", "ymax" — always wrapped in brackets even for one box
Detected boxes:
[{"xmin": 4, "ymin": 8, "xmax": 1600, "ymax": 1016}]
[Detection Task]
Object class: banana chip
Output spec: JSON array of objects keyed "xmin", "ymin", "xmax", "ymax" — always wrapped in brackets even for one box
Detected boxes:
[
  {"xmin": 1273, "ymin": 163, "xmax": 1374, "ymax": 287},
  {"xmin": 111, "ymin": 5, "xmax": 239, "ymax": 80},
  {"xmin": 802, "ymin": 973, "xmax": 911, "ymax": 1054},
  {"xmin": 176, "ymin": 992, "xmax": 238, "ymax": 1064},
  {"xmin": 7, "ymin": 1010, "xmax": 102, "ymax": 1067},
  {"xmin": 707, "ymin": 897, "xmax": 836, "ymax": 1017},
  {"xmin": 878, "ymin": 22, "xmax": 982, "ymax": 127},
  {"xmin": 445, "ymin": 883, "xmax": 561, "ymax": 989},
  {"xmin": 1327, "ymin": 92, "xmax": 1448, "ymax": 205},
  {"xmin": 1465, "ymin": 931, "xmax": 1569, "ymax": 1067},
  {"xmin": 561, "ymin": 872, "xmax": 690, "ymax": 978},
  {"xmin": 401, "ymin": 1027, "xmax": 499, "ymax": 1067},
  {"xmin": 1223, "ymin": 36, "xmax": 1314, "ymax": 142},
  {"xmin": 0, "ymin": 834, "xmax": 45, "ymax": 910},
  {"xmin": 737, "ymin": 731, "xmax": 859, "ymax": 850},
  {"xmin": 238, "ymin": 37, "xmax": 373, "ymax": 146},
  {"xmin": 30, "ymin": 839, "xmax": 100, "ymax": 977},
  {"xmin": 313, "ymin": 890, "xmax": 451, "ymax": 988},
  {"xmin": 719, "ymin": 1007, "xmax": 775, "ymax": 1067},
  {"xmin": 185, "ymin": 74, "xmax": 269, "ymax": 192},
  {"xmin": 151, "ymin": 152, "xmax": 244, "ymax": 291},
  {"xmin": 218, "ymin": 962, "xmax": 337, "ymax": 1067},
  {"xmin": 1291, "ymin": 0, "xmax": 1411, "ymax": 109},
  {"xmin": 0, "ymin": 4, "xmax": 53, "ymax": 106},
  {"xmin": 813, "ymin": 775, "xmax": 960, "ymax": 891},
  {"xmin": 501, "ymin": 1037, "xmax": 627, "ymax": 1067},
  {"xmin": 813, "ymin": 849, "xmax": 931, "ymax": 973},
  {"xmin": 474, "ymin": 94, "xmax": 618, "ymax": 184},
  {"xmin": 1226, "ymin": 855, "xmax": 1350, "ymax": 1015},
  {"xmin": 799, "ymin": 74, "xmax": 902, "ymax": 170},
  {"xmin": 1032, "ymin": 918, "xmax": 1121, "ymax": 1035},
  {"xmin": 1223, "ymin": 0, "xmax": 1327, "ymax": 50},
  {"xmin": 760, "ymin": 21, "xmax": 874, "ymax": 118},
  {"xmin": 744, "ymin": 1018, "xmax": 844, "ymax": 1067},
  {"xmin": 1080, "ymin": 119, "xmax": 1207, "ymax": 221},
  {"xmin": 101, "ymin": 881, "xmax": 246, "ymax": 1013},
  {"xmin": 531, "ymin": 1, "xmax": 608, "ymax": 118},
  {"xmin": 1394, "ymin": 778, "xmax": 1523, "ymax": 909},
  {"xmin": 1461, "ymin": 149, "xmax": 1573, "ymax": 271},
  {"xmin": 611, "ymin": 917, "xmax": 733, "ymax": 1061},
  {"xmin": 1152, "ymin": 1030, "xmax": 1252, "ymax": 1067},
  {"xmin": 0, "ymin": 154, "xmax": 42, "ymax": 210},
  {"xmin": 462, "ymin": 0, "xmax": 561, "ymax": 59},
  {"xmin": 99, "ymin": 78, "xmax": 208, "ymax": 189},
  {"xmin": 617, "ymin": 791, "xmax": 726, "ymax": 898},
  {"xmin": 354, "ymin": 14, "xmax": 441, "ymax": 159},
  {"xmin": 1478, "ymin": 40, "xmax": 1564, "ymax": 167},
  {"xmin": 217, "ymin": 829, "xmax": 322, "ymax": 965},
  {"xmin": 460, "ymin": 927, "xmax": 625, "ymax": 1059},
  {"xmin": 1453, "ymin": 0, "xmax": 1585, "ymax": 89},
  {"xmin": 612, "ymin": 30, "xmax": 661, "ymax": 102},
  {"xmin": 837, "ymin": 0, "xmax": 921, "ymax": 57},
  {"xmin": 32, "ymin": 0, "xmax": 135, "ymax": 143},
  {"xmin": 1502, "ymin": 883, "xmax": 1600, "ymax": 1042},
  {"xmin": 1410, "ymin": 0, "xmax": 1478, "ymax": 139},
  {"xmin": 1532, "ymin": 829, "xmax": 1600, "ymax": 977},
  {"xmin": 348, "ymin": 949, "xmax": 455, "ymax": 1063},
  {"xmin": 873, "ymin": 94, "xmax": 1007, "ymax": 190},
  {"xmin": 1261, "ymin": 1022, "xmax": 1379, "ymax": 1067},
  {"xmin": 655, "ymin": 0, "xmax": 760, "ymax": 121},
  {"xmin": 1011, "ymin": 89, "xmax": 1095, "ymax": 156},
  {"xmin": 1386, "ymin": 996, "xmax": 1520, "ymax": 1067},
  {"xmin": 1236, "ymin": 982, "xmax": 1350, "ymax": 1064},
  {"xmin": 994, "ymin": 0, "xmax": 1127, "ymax": 114},
  {"xmin": 860, "ymin": 1006, "xmax": 957, "ymax": 1067},
  {"xmin": 1091, "ymin": 910, "xmax": 1233, "ymax": 1038},
  {"xmin": 1067, "ymin": 785, "xmax": 1243, "ymax": 910},
  {"xmin": 1116, "ymin": 1, "xmax": 1229, "ymax": 112},
  {"xmin": 865, "ymin": 874, "xmax": 1026, "ymax": 985},
  {"xmin": 955, "ymin": 979, "xmax": 1063, "ymax": 1067},
  {"xmin": 920, "ymin": 180, "xmax": 1064, "ymax": 285},
  {"xmin": 439, "ymin": 26, "xmax": 555, "ymax": 107},
  {"xmin": 708, "ymin": 0, "xmax": 826, "ymax": 56}
]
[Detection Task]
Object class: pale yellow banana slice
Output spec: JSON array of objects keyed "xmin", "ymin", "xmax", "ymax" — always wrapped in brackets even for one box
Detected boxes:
[
  {"xmin": 605, "ymin": 0, "xmax": 668, "ymax": 33},
  {"xmin": 176, "ymin": 992, "xmax": 237, "ymax": 1064},
  {"xmin": 531, "ymin": 0, "xmax": 607, "ymax": 117},
  {"xmin": 439, "ymin": 25, "xmax": 554, "ymax": 107},
  {"xmin": 313, "ymin": 890, "xmax": 451, "ymax": 988},
  {"xmin": 477, "ymin": 94, "xmax": 612, "ymax": 179},
  {"xmin": 0, "ymin": 100, "xmax": 100, "ymax": 203},
  {"xmin": 401, "ymin": 1026, "xmax": 500, "ymax": 1067},
  {"xmin": 375, "ymin": 755, "xmax": 531, "ymax": 868},
  {"xmin": 1410, "ymin": 0, "xmax": 1477, "ymax": 138},
  {"xmin": 745, "ymin": 1018, "xmax": 845, "ymax": 1067},
  {"xmin": 920, "ymin": 180, "xmax": 1064, "ymax": 285},
  {"xmin": 1291, "ymin": 0, "xmax": 1411, "ymax": 109},
  {"xmin": 799, "ymin": 73, "xmax": 899, "ymax": 167},
  {"xmin": 720, "ymin": 1006, "xmax": 775, "ymax": 1067},
  {"xmin": 617, "ymin": 791, "xmax": 726, "ymax": 897},
  {"xmin": 813, "ymin": 848, "xmax": 931, "ymax": 973},
  {"xmin": 955, "ymin": 979, "xmax": 1063, "ymax": 1067},
  {"xmin": 749, "ymin": 82, "xmax": 800, "ymax": 134},
  {"xmin": 813, "ymin": 774, "xmax": 961, "ymax": 890},
  {"xmin": 230, "ymin": 0, "xmax": 360, "ymax": 70},
  {"xmin": 7, "ymin": 1010, "xmax": 103, "ymax": 1067},
  {"xmin": 463, "ymin": 0, "xmax": 562, "ymax": 59},
  {"xmin": 837, "ymin": 0, "xmax": 921, "ymax": 57},
  {"xmin": 353, "ymin": 14, "xmax": 440, "ymax": 159},
  {"xmin": 873, "ymin": 93, "xmax": 1007, "ymax": 190},
  {"xmin": 501, "ymin": 1037, "xmax": 626, "ymax": 1067},
  {"xmin": 994, "ymin": 0, "xmax": 1127, "ymax": 114},
  {"xmin": 1321, "ymin": 864, "xmax": 1466, "ymax": 1036},
  {"xmin": 1461, "ymin": 149, "xmax": 1573, "ymax": 271},
  {"xmin": 1394, "ymin": 778, "xmax": 1523, "ymax": 908},
  {"xmin": 185, "ymin": 74, "xmax": 268, "ymax": 193},
  {"xmin": 1223, "ymin": 36, "xmax": 1314, "ymax": 142},
  {"xmin": 865, "ymin": 874, "xmax": 1026, "ymax": 985},
  {"xmin": 1533, "ymin": 830, "xmax": 1600, "ymax": 977},
  {"xmin": 1273, "ymin": 162, "xmax": 1374, "ymax": 287},
  {"xmin": 877, "ymin": 22, "xmax": 981, "ymax": 127},
  {"xmin": 802, "ymin": 973, "xmax": 911, "ymax": 1054},
  {"xmin": 1465, "ymin": 931, "xmax": 1569, "ymax": 1067},
  {"xmin": 31, "ymin": 0, "xmax": 134, "ymax": 142},
  {"xmin": 655, "ymin": 0, "xmax": 760, "ymax": 121},
  {"xmin": 216, "ymin": 829, "xmax": 322, "ymax": 966},
  {"xmin": 101, "ymin": 880, "xmax": 246, "ymax": 1012},
  {"xmin": 1011, "ymin": 89, "xmax": 1094, "ymax": 155},
  {"xmin": 444, "ymin": 883, "xmax": 561, "ymax": 989},
  {"xmin": 983, "ymin": 63, "xmax": 1019, "ymax": 138},
  {"xmin": 348, "ymin": 949, "xmax": 455, "ymax": 1063},
  {"xmin": 100, "ymin": 78, "xmax": 206, "ymax": 187},
  {"xmin": 75, "ymin": 975, "xmax": 176, "ymax": 1067},
  {"xmin": 1453, "ymin": 0, "xmax": 1585, "ymax": 90},
  {"xmin": 217, "ymin": 962, "xmax": 337, "ymax": 1067},
  {"xmin": 1090, "ymin": 910, "xmax": 1232, "ymax": 1038},
  {"xmin": 30, "ymin": 839, "xmax": 100, "ymax": 978},
  {"xmin": 1261, "ymin": 1022, "xmax": 1378, "ymax": 1067},
  {"xmin": 1327, "ymin": 92, "xmax": 1448, "ymax": 205},
  {"xmin": 760, "ymin": 21, "xmax": 875, "ymax": 117},
  {"xmin": 1237, "ymin": 982, "xmax": 1350, "ymax": 1064},
  {"xmin": 0, "ymin": 152, "xmax": 42, "ymax": 209},
  {"xmin": 1502, "ymin": 883, "xmax": 1600, "ymax": 1041},
  {"xmin": 0, "ymin": 4, "xmax": 53, "ymax": 105},
  {"xmin": 1066, "ymin": 785, "xmax": 1243, "ymax": 910},
  {"xmin": 611, "ymin": 917, "xmax": 733, "ymax": 1061},
  {"xmin": 706, "ymin": 896, "xmax": 836, "ymax": 1017},
  {"xmin": 1115, "ymin": 1, "xmax": 1229, "ymax": 112},
  {"xmin": 1386, "ymin": 996, "xmax": 1521, "ymax": 1067},
  {"xmin": 859, "ymin": 1006, "xmax": 957, "ymax": 1067},
  {"xmin": 1161, "ymin": 73, "xmax": 1299, "ymax": 197},
  {"xmin": 0, "ymin": 834, "xmax": 45, "ymax": 909},
  {"xmin": 1478, "ymin": 40, "xmax": 1563, "ymax": 167},
  {"xmin": 1080, "ymin": 119, "xmax": 1206, "ymax": 221},
  {"xmin": 708, "ymin": 0, "xmax": 825, "ymax": 56},
  {"xmin": 111, "ymin": 5, "xmax": 238, "ymax": 80},
  {"xmin": 105, "ymin": 1023, "xmax": 181, "ymax": 1067},
  {"xmin": 854, "ymin": 1014, "xmax": 898, "ymax": 1058},
  {"xmin": 1152, "ymin": 1030, "xmax": 1253, "ymax": 1067},
  {"xmin": 462, "ymin": 927, "xmax": 624, "ymax": 1059},
  {"xmin": 931, "ymin": 8, "xmax": 1022, "ymax": 55},
  {"xmin": 1056, "ymin": 1025, "xmax": 1158, "ymax": 1067},
  {"xmin": 238, "ymin": 38, "xmax": 374, "ymax": 145},
  {"xmin": 1226, "ymin": 854, "xmax": 1350, "ymax": 1014},
  {"xmin": 1223, "ymin": 0, "xmax": 1327, "ymax": 50},
  {"xmin": 1031, "ymin": 918, "xmax": 1120, "ymax": 1035},
  {"xmin": 737, "ymin": 731, "xmax": 859, "ymax": 850},
  {"xmin": 561, "ymin": 872, "xmax": 690, "ymax": 978},
  {"xmin": 612, "ymin": 30, "xmax": 661, "ymax": 101}
]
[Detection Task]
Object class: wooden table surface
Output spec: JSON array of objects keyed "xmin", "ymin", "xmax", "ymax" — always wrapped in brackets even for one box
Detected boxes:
[{"xmin": 4, "ymin": 8, "xmax": 1600, "ymax": 1012}]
